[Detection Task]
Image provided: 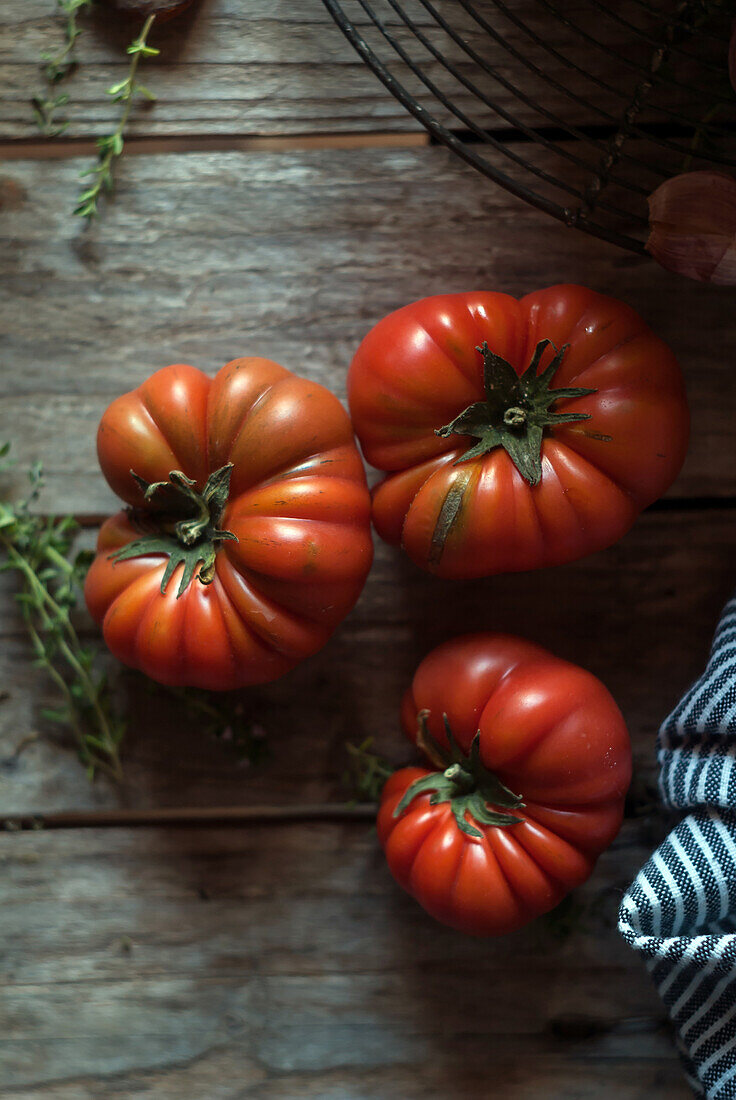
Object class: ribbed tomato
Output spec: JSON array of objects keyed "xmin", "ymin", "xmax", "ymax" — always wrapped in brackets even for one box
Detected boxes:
[
  {"xmin": 85, "ymin": 358, "xmax": 373, "ymax": 689},
  {"xmin": 378, "ymin": 634, "xmax": 631, "ymax": 936},
  {"xmin": 348, "ymin": 285, "xmax": 689, "ymax": 578}
]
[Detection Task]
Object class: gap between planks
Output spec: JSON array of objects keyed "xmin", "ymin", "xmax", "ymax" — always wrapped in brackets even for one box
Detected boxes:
[
  {"xmin": 3, "ymin": 803, "xmax": 378, "ymax": 831},
  {"xmin": 0, "ymin": 130, "xmax": 430, "ymax": 161},
  {"xmin": 1, "ymin": 120, "xmax": 712, "ymax": 161}
]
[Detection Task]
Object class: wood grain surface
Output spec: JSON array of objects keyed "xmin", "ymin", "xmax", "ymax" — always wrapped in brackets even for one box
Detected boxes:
[
  {"xmin": 0, "ymin": 825, "xmax": 692, "ymax": 1098},
  {"xmin": 1, "ymin": 2, "xmax": 734, "ymax": 1096},
  {"xmin": 0, "ymin": 0, "xmax": 712, "ymax": 140},
  {"xmin": 1, "ymin": 509, "xmax": 733, "ymax": 815},
  {"xmin": 1, "ymin": 149, "xmax": 734, "ymax": 514}
]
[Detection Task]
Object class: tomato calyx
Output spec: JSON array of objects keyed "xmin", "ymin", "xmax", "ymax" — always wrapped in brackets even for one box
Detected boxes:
[
  {"xmin": 436, "ymin": 339, "xmax": 599, "ymax": 486},
  {"xmin": 394, "ymin": 710, "xmax": 525, "ymax": 839},
  {"xmin": 109, "ymin": 464, "xmax": 238, "ymax": 598}
]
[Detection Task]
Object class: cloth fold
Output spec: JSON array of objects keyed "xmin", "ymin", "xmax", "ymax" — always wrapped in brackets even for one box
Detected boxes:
[{"xmin": 619, "ymin": 593, "xmax": 736, "ymax": 1099}]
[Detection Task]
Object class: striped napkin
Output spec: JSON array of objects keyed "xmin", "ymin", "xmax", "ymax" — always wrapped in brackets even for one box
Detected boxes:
[{"xmin": 619, "ymin": 593, "xmax": 736, "ymax": 1099}]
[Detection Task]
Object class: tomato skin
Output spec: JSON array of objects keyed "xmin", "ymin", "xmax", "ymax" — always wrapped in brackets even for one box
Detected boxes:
[
  {"xmin": 348, "ymin": 285, "xmax": 689, "ymax": 578},
  {"xmin": 85, "ymin": 359, "xmax": 373, "ymax": 690},
  {"xmin": 378, "ymin": 634, "xmax": 631, "ymax": 936}
]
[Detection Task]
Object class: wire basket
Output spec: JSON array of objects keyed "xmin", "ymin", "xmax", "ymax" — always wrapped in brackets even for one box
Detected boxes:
[{"xmin": 323, "ymin": 0, "xmax": 736, "ymax": 252}]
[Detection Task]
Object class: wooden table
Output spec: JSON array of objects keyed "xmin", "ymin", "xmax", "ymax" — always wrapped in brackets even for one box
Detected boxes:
[{"xmin": 1, "ymin": 3, "xmax": 733, "ymax": 1096}]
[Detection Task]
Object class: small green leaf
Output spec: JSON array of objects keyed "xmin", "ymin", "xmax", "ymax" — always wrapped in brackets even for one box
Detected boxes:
[
  {"xmin": 41, "ymin": 706, "xmax": 71, "ymax": 724},
  {"xmin": 134, "ymin": 83, "xmax": 157, "ymax": 102},
  {"xmin": 127, "ymin": 41, "xmax": 160, "ymax": 57},
  {"xmin": 84, "ymin": 735, "xmax": 109, "ymax": 752}
]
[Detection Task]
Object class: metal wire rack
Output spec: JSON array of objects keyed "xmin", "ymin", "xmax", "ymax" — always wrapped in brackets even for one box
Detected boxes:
[{"xmin": 323, "ymin": 0, "xmax": 736, "ymax": 252}]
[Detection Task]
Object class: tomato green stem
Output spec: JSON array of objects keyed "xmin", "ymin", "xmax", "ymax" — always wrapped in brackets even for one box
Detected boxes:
[
  {"xmin": 110, "ymin": 464, "xmax": 238, "ymax": 598},
  {"xmin": 436, "ymin": 339, "xmax": 602, "ymax": 487},
  {"xmin": 395, "ymin": 712, "xmax": 525, "ymax": 839}
]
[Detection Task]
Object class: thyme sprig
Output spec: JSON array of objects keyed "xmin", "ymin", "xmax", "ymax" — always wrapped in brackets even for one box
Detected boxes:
[
  {"xmin": 0, "ymin": 444, "xmax": 273, "ymax": 780},
  {"xmin": 0, "ymin": 444, "xmax": 124, "ymax": 780},
  {"xmin": 343, "ymin": 738, "xmax": 395, "ymax": 803},
  {"xmin": 32, "ymin": 0, "xmax": 92, "ymax": 137},
  {"xmin": 74, "ymin": 13, "xmax": 159, "ymax": 218}
]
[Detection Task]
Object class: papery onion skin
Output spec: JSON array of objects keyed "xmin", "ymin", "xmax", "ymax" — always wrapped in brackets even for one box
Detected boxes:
[{"xmin": 647, "ymin": 171, "xmax": 736, "ymax": 285}]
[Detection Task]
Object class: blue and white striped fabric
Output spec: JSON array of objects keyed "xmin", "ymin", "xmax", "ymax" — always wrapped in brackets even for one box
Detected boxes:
[{"xmin": 619, "ymin": 593, "xmax": 736, "ymax": 1099}]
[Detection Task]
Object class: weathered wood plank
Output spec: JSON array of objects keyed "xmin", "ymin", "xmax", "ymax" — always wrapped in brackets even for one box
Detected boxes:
[
  {"xmin": 0, "ymin": 824, "xmax": 689, "ymax": 1097},
  {"xmin": 1, "ymin": 0, "xmax": 720, "ymax": 140},
  {"xmin": 0, "ymin": 148, "xmax": 734, "ymax": 509},
  {"xmin": 1, "ymin": 510, "xmax": 732, "ymax": 814}
]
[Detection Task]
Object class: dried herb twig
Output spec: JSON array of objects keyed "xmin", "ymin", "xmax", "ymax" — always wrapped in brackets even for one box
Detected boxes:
[
  {"xmin": 32, "ymin": 0, "xmax": 92, "ymax": 137},
  {"xmin": 152, "ymin": 684, "xmax": 269, "ymax": 766},
  {"xmin": 75, "ymin": 13, "xmax": 159, "ymax": 218},
  {"xmin": 0, "ymin": 444, "xmax": 125, "ymax": 780}
]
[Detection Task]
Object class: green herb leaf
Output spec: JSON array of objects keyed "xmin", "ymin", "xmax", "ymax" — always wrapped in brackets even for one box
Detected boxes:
[
  {"xmin": 106, "ymin": 79, "xmax": 131, "ymax": 97},
  {"xmin": 0, "ymin": 442, "xmax": 124, "ymax": 781},
  {"xmin": 343, "ymin": 738, "xmax": 395, "ymax": 803},
  {"xmin": 74, "ymin": 13, "xmax": 159, "ymax": 220},
  {"xmin": 32, "ymin": 0, "xmax": 91, "ymax": 135}
]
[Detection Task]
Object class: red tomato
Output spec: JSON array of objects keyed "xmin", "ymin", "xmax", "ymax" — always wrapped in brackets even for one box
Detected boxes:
[
  {"xmin": 348, "ymin": 285, "xmax": 689, "ymax": 578},
  {"xmin": 85, "ymin": 359, "xmax": 373, "ymax": 690},
  {"xmin": 378, "ymin": 634, "xmax": 631, "ymax": 936}
]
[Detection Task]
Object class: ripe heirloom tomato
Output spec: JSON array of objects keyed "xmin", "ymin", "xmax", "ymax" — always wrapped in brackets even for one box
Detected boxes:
[
  {"xmin": 348, "ymin": 285, "xmax": 689, "ymax": 578},
  {"xmin": 85, "ymin": 359, "xmax": 373, "ymax": 690},
  {"xmin": 378, "ymin": 634, "xmax": 631, "ymax": 936}
]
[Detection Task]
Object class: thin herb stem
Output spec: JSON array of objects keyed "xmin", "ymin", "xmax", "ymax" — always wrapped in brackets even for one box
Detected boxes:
[
  {"xmin": 344, "ymin": 739, "xmax": 395, "ymax": 803},
  {"xmin": 1, "ymin": 444, "xmax": 271, "ymax": 780},
  {"xmin": 46, "ymin": 7, "xmax": 83, "ymax": 76},
  {"xmin": 75, "ymin": 14, "xmax": 159, "ymax": 218},
  {"xmin": 44, "ymin": 543, "xmax": 75, "ymax": 576},
  {"xmin": 32, "ymin": 0, "xmax": 92, "ymax": 137},
  {"xmin": 21, "ymin": 603, "xmax": 119, "ymax": 781},
  {"xmin": 0, "ymin": 533, "xmax": 123, "ymax": 780},
  {"xmin": 0, "ymin": 446, "xmax": 124, "ymax": 781}
]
